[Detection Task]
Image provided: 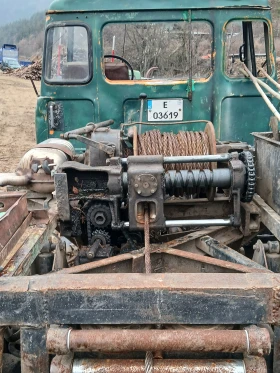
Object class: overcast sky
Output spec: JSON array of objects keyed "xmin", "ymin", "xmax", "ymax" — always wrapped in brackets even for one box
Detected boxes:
[{"xmin": 0, "ymin": 0, "xmax": 51, "ymax": 26}]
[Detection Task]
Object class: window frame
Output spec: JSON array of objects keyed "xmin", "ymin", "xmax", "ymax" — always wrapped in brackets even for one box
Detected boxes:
[
  {"xmin": 43, "ymin": 22, "xmax": 93, "ymax": 86},
  {"xmin": 224, "ymin": 18, "xmax": 273, "ymax": 79},
  {"xmin": 101, "ymin": 20, "xmax": 214, "ymax": 85}
]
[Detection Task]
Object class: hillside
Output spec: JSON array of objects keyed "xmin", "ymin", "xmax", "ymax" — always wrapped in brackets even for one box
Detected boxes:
[
  {"xmin": 0, "ymin": 12, "xmax": 46, "ymax": 59},
  {"xmin": 0, "ymin": 0, "xmax": 51, "ymax": 26}
]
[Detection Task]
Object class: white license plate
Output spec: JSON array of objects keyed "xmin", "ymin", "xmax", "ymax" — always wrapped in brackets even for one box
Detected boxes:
[{"xmin": 147, "ymin": 99, "xmax": 183, "ymax": 122}]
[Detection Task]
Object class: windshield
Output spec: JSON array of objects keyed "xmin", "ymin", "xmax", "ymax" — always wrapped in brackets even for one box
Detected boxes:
[
  {"xmin": 2, "ymin": 48, "xmax": 18, "ymax": 60},
  {"xmin": 4, "ymin": 58, "xmax": 20, "ymax": 68},
  {"xmin": 103, "ymin": 21, "xmax": 213, "ymax": 81}
]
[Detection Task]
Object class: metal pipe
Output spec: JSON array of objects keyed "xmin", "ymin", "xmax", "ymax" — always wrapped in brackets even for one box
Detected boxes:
[
  {"xmin": 163, "ymin": 154, "xmax": 232, "ymax": 164},
  {"xmin": 0, "ymin": 328, "xmax": 3, "ymax": 373},
  {"xmin": 257, "ymin": 78, "xmax": 280, "ymax": 101},
  {"xmin": 71, "ymin": 358, "xmax": 265, "ymax": 373},
  {"xmin": 165, "ymin": 219, "xmax": 233, "ymax": 227},
  {"xmin": 259, "ymin": 67, "xmax": 280, "ymax": 90},
  {"xmin": 47, "ymin": 327, "xmax": 270, "ymax": 356},
  {"xmin": 121, "ymin": 154, "xmax": 232, "ymax": 166},
  {"xmin": 0, "ymin": 173, "xmax": 30, "ymax": 187},
  {"xmin": 49, "ymin": 104, "xmax": 55, "ymax": 129},
  {"xmin": 240, "ymin": 65, "xmax": 280, "ymax": 122},
  {"xmin": 62, "ymin": 120, "xmax": 114, "ymax": 139},
  {"xmin": 123, "ymin": 219, "xmax": 233, "ymax": 229}
]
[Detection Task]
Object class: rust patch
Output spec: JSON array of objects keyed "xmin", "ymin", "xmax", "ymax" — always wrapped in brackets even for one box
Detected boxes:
[
  {"xmin": 47, "ymin": 327, "xmax": 270, "ymax": 356},
  {"xmin": 71, "ymin": 358, "xmax": 252, "ymax": 373}
]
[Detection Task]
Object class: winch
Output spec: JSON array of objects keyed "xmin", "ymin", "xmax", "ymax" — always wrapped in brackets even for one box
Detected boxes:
[{"xmin": 46, "ymin": 120, "xmax": 255, "ymax": 261}]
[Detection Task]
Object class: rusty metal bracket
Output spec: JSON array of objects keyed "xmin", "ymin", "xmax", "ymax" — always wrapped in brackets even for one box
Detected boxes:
[
  {"xmin": 21, "ymin": 328, "xmax": 49, "ymax": 373},
  {"xmin": 196, "ymin": 236, "xmax": 269, "ymax": 271},
  {"xmin": 69, "ymin": 134, "xmax": 116, "ymax": 157},
  {"xmin": 54, "ymin": 173, "xmax": 71, "ymax": 222},
  {"xmin": 240, "ymin": 201, "xmax": 261, "ymax": 237}
]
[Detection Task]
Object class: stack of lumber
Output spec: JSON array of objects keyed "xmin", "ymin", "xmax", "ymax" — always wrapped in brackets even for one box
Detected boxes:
[{"xmin": 3, "ymin": 58, "xmax": 42, "ymax": 81}]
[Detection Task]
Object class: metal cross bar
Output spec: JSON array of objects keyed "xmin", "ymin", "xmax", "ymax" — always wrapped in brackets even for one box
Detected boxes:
[
  {"xmin": 71, "ymin": 358, "xmax": 267, "ymax": 373},
  {"xmin": 47, "ymin": 327, "xmax": 270, "ymax": 355}
]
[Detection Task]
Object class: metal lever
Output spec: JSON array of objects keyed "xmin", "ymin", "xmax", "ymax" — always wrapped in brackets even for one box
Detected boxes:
[
  {"xmin": 87, "ymin": 239, "xmax": 102, "ymax": 259},
  {"xmin": 69, "ymin": 134, "xmax": 116, "ymax": 157},
  {"xmin": 139, "ymin": 93, "xmax": 147, "ymax": 134},
  {"xmin": 61, "ymin": 120, "xmax": 114, "ymax": 140},
  {"xmin": 49, "ymin": 103, "xmax": 56, "ymax": 129}
]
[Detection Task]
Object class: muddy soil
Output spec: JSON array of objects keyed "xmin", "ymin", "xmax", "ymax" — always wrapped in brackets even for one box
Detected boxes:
[{"xmin": 0, "ymin": 74, "xmax": 40, "ymax": 172}]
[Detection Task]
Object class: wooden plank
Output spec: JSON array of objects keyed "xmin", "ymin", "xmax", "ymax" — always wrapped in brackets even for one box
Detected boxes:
[{"xmin": 0, "ymin": 273, "xmax": 279, "ymax": 326}]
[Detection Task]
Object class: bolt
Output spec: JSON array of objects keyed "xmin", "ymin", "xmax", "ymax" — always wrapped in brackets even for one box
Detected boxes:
[
  {"xmin": 137, "ymin": 190, "xmax": 142, "ymax": 195},
  {"xmin": 135, "ymin": 184, "xmax": 139, "ymax": 188},
  {"xmin": 151, "ymin": 190, "xmax": 155, "ymax": 194}
]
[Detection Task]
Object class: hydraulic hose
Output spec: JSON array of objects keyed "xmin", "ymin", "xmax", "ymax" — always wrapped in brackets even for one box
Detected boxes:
[{"xmin": 0, "ymin": 173, "xmax": 31, "ymax": 187}]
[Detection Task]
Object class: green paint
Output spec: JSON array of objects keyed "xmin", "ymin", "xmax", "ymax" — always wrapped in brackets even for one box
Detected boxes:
[
  {"xmin": 186, "ymin": 81, "xmax": 195, "ymax": 96},
  {"xmin": 37, "ymin": 1, "xmax": 276, "ymax": 148},
  {"xmin": 49, "ymin": 0, "xmax": 270, "ymax": 12}
]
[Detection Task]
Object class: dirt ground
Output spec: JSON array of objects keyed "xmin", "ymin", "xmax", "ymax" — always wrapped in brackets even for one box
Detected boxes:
[{"xmin": 0, "ymin": 73, "xmax": 40, "ymax": 172}]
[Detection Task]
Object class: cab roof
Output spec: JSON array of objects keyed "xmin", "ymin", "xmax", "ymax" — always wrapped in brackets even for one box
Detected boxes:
[{"xmin": 48, "ymin": 0, "xmax": 270, "ymax": 12}]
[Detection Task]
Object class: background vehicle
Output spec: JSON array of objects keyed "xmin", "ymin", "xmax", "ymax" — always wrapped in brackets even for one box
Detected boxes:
[{"xmin": 0, "ymin": 44, "xmax": 31, "ymax": 70}]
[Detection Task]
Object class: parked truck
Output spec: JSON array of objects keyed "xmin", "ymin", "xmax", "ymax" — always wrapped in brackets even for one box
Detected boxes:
[
  {"xmin": 1, "ymin": 0, "xmax": 280, "ymax": 372},
  {"xmin": 0, "ymin": 44, "xmax": 32, "ymax": 70},
  {"xmin": 0, "ymin": 44, "xmax": 21, "ymax": 69}
]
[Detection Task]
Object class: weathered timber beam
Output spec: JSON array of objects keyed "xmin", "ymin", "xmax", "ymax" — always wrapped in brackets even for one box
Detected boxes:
[
  {"xmin": 0, "ymin": 273, "xmax": 279, "ymax": 326},
  {"xmin": 1, "ymin": 214, "xmax": 57, "ymax": 277},
  {"xmin": 253, "ymin": 194, "xmax": 280, "ymax": 242}
]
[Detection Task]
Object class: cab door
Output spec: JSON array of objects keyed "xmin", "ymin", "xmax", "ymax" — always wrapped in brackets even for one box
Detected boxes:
[{"xmin": 219, "ymin": 16, "xmax": 277, "ymax": 144}]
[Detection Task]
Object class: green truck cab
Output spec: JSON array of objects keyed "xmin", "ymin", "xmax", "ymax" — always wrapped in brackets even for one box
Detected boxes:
[{"xmin": 36, "ymin": 0, "xmax": 278, "ymax": 149}]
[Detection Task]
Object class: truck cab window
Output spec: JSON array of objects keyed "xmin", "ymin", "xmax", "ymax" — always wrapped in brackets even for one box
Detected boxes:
[
  {"xmin": 225, "ymin": 20, "xmax": 271, "ymax": 77},
  {"xmin": 103, "ymin": 21, "xmax": 213, "ymax": 82},
  {"xmin": 44, "ymin": 25, "xmax": 90, "ymax": 84}
]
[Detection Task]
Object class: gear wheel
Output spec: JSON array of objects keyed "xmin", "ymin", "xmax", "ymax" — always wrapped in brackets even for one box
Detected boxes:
[
  {"xmin": 239, "ymin": 151, "xmax": 256, "ymax": 203},
  {"xmin": 87, "ymin": 203, "xmax": 112, "ymax": 229},
  {"xmin": 91, "ymin": 229, "xmax": 111, "ymax": 246}
]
